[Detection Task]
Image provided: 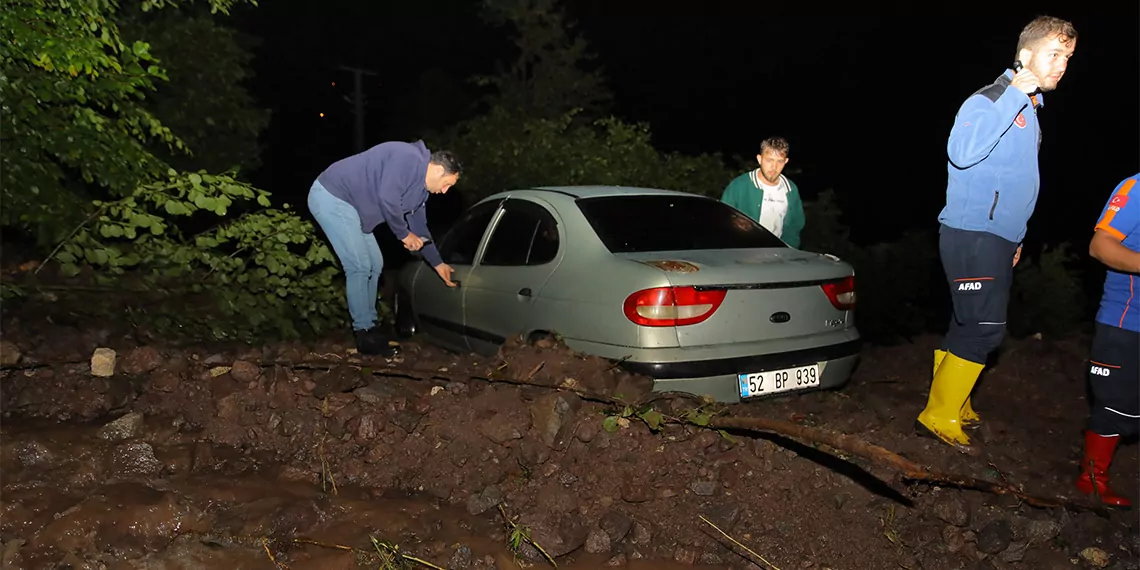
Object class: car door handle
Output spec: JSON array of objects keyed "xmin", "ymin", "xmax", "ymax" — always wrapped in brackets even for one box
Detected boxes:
[{"xmin": 518, "ymin": 287, "xmax": 532, "ymax": 297}]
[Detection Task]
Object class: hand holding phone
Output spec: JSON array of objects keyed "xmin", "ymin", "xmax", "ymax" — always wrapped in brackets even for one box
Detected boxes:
[{"xmin": 1010, "ymin": 60, "xmax": 1040, "ymax": 95}]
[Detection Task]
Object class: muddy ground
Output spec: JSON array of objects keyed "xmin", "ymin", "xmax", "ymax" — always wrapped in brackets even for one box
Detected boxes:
[{"xmin": 1, "ymin": 308, "xmax": 1137, "ymax": 570}]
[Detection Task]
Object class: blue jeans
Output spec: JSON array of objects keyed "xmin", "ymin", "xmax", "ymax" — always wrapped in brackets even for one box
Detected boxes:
[{"xmin": 307, "ymin": 180, "xmax": 384, "ymax": 331}]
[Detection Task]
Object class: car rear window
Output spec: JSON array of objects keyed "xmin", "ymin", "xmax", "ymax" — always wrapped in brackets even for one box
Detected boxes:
[{"xmin": 576, "ymin": 194, "xmax": 789, "ymax": 253}]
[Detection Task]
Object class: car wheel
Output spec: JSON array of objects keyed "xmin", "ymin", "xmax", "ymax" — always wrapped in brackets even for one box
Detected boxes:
[{"xmin": 393, "ymin": 286, "xmax": 417, "ymax": 339}]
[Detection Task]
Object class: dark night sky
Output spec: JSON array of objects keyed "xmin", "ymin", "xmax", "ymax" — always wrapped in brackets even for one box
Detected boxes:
[{"xmin": 230, "ymin": 0, "xmax": 1139, "ymax": 250}]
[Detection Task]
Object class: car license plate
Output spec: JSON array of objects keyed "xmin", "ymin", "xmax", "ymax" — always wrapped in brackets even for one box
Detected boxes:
[{"xmin": 738, "ymin": 364, "xmax": 820, "ymax": 398}]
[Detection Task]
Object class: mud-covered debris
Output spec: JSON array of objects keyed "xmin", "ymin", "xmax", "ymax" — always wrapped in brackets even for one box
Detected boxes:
[
  {"xmin": 605, "ymin": 554, "xmax": 627, "ymax": 566},
  {"xmin": 448, "ymin": 544, "xmax": 473, "ymax": 569},
  {"xmin": 98, "ymin": 411, "xmax": 144, "ymax": 441},
  {"xmin": 976, "ymin": 518, "xmax": 1012, "ymax": 554},
  {"xmin": 1080, "ymin": 546, "xmax": 1110, "ymax": 568},
  {"xmin": 229, "ymin": 360, "xmax": 260, "ymax": 383},
  {"xmin": 90, "ymin": 347, "xmax": 116, "ymax": 377},
  {"xmin": 932, "ymin": 491, "xmax": 971, "ymax": 527},
  {"xmin": 999, "ymin": 541, "xmax": 1028, "ymax": 563},
  {"xmin": 111, "ymin": 442, "xmax": 163, "ymax": 476},
  {"xmin": 0, "ymin": 341, "xmax": 21, "ymax": 366},
  {"xmin": 585, "ymin": 528, "xmax": 612, "ymax": 554},
  {"xmin": 530, "ymin": 393, "xmax": 581, "ymax": 450},
  {"xmin": 121, "ymin": 346, "xmax": 163, "ymax": 375},
  {"xmin": 466, "ymin": 485, "xmax": 503, "ymax": 515}
]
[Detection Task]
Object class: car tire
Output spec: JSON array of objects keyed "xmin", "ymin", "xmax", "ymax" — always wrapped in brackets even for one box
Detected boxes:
[{"xmin": 393, "ymin": 286, "xmax": 417, "ymax": 340}]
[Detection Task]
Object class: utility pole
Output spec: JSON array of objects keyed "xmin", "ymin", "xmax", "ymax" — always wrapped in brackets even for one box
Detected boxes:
[{"xmin": 337, "ymin": 65, "xmax": 378, "ymax": 153}]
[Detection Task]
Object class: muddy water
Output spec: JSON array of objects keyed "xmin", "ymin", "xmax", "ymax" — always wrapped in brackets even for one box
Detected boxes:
[{"xmin": 0, "ymin": 418, "xmax": 731, "ymax": 570}]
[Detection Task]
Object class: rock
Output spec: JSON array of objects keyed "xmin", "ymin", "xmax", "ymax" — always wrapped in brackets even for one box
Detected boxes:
[
  {"xmin": 150, "ymin": 369, "xmax": 182, "ymax": 393},
  {"xmin": 620, "ymin": 480, "xmax": 653, "ymax": 503},
  {"xmin": 111, "ymin": 442, "xmax": 163, "ymax": 476},
  {"xmin": 90, "ymin": 347, "xmax": 117, "ymax": 377},
  {"xmin": 976, "ymin": 519, "xmax": 1012, "ymax": 555},
  {"xmin": 121, "ymin": 346, "xmax": 163, "ymax": 375},
  {"xmin": 575, "ymin": 418, "xmax": 600, "ymax": 443},
  {"xmin": 599, "ymin": 510, "xmax": 633, "ymax": 543},
  {"xmin": 1079, "ymin": 547, "xmax": 1110, "ymax": 568},
  {"xmin": 932, "ymin": 492, "xmax": 971, "ymax": 527},
  {"xmin": 1023, "ymin": 518, "xmax": 1061, "ymax": 544},
  {"xmin": 466, "ymin": 486, "xmax": 503, "ymax": 516},
  {"xmin": 448, "ymin": 544, "xmax": 473, "ymax": 570},
  {"xmin": 515, "ymin": 510, "xmax": 588, "ymax": 560},
  {"xmin": 605, "ymin": 553, "xmax": 627, "ymax": 566},
  {"xmin": 13, "ymin": 440, "xmax": 54, "ymax": 467},
  {"xmin": 230, "ymin": 360, "xmax": 260, "ymax": 383},
  {"xmin": 348, "ymin": 414, "xmax": 381, "ymax": 443},
  {"xmin": 529, "ymin": 393, "xmax": 581, "ymax": 451},
  {"xmin": 942, "ymin": 525, "xmax": 967, "ymax": 553},
  {"xmin": 478, "ymin": 409, "xmax": 531, "ymax": 445},
  {"xmin": 585, "ymin": 529, "xmax": 612, "ymax": 554},
  {"xmin": 999, "ymin": 541, "xmax": 1027, "ymax": 563},
  {"xmin": 690, "ymin": 480, "xmax": 718, "ymax": 496},
  {"xmin": 98, "ymin": 411, "xmax": 144, "ymax": 441},
  {"xmin": 0, "ymin": 340, "xmax": 21, "ymax": 366},
  {"xmin": 673, "ymin": 547, "xmax": 697, "ymax": 564},
  {"xmin": 704, "ymin": 504, "xmax": 742, "ymax": 533},
  {"xmin": 629, "ymin": 521, "xmax": 652, "ymax": 545}
]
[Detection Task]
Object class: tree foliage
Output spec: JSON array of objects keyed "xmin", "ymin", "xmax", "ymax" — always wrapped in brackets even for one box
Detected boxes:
[
  {"xmin": 116, "ymin": 7, "xmax": 270, "ymax": 175},
  {"xmin": 2, "ymin": 0, "xmax": 351, "ymax": 342},
  {"xmin": 444, "ymin": 0, "xmax": 732, "ymax": 202},
  {"xmin": 446, "ymin": 108, "xmax": 734, "ymax": 201},
  {"xmin": 474, "ymin": 0, "xmax": 612, "ymax": 120},
  {"xmin": 53, "ymin": 170, "xmax": 344, "ymax": 340}
]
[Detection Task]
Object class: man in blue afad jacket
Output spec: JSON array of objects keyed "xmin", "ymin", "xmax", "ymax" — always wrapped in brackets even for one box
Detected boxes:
[
  {"xmin": 918, "ymin": 16, "xmax": 1078, "ymax": 453},
  {"xmin": 1075, "ymin": 172, "xmax": 1140, "ymax": 508},
  {"xmin": 308, "ymin": 140, "xmax": 461, "ymax": 357}
]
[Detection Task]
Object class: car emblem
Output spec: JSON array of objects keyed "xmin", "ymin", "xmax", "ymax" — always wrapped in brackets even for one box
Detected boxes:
[{"xmin": 769, "ymin": 311, "xmax": 791, "ymax": 323}]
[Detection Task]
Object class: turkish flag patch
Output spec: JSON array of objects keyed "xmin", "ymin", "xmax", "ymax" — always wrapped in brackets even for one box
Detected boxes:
[
  {"xmin": 1110, "ymin": 194, "xmax": 1129, "ymax": 208},
  {"xmin": 1014, "ymin": 113, "xmax": 1027, "ymax": 128}
]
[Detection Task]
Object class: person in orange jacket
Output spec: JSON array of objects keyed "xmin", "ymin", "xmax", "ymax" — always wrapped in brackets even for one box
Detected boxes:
[{"xmin": 1076, "ymin": 172, "xmax": 1140, "ymax": 508}]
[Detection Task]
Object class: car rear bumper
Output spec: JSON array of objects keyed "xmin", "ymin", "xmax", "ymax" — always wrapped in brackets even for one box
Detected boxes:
[{"xmin": 616, "ymin": 338, "xmax": 862, "ymax": 403}]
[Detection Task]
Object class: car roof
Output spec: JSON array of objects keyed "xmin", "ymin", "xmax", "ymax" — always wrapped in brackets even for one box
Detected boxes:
[{"xmin": 482, "ymin": 185, "xmax": 714, "ymax": 201}]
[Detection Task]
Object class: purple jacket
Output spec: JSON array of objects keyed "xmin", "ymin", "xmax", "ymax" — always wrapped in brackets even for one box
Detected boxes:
[{"xmin": 317, "ymin": 140, "xmax": 442, "ymax": 267}]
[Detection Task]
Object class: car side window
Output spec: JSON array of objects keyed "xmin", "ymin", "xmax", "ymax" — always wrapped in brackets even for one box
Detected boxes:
[
  {"xmin": 480, "ymin": 199, "xmax": 560, "ymax": 267},
  {"xmin": 437, "ymin": 199, "xmax": 503, "ymax": 266},
  {"xmin": 527, "ymin": 210, "xmax": 559, "ymax": 265}
]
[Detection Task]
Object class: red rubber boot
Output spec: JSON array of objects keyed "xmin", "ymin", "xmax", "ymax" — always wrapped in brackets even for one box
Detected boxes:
[{"xmin": 1075, "ymin": 430, "xmax": 1133, "ymax": 508}]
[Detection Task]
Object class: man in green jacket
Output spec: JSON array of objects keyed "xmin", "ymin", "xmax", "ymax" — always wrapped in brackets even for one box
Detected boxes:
[{"xmin": 720, "ymin": 136, "xmax": 805, "ymax": 248}]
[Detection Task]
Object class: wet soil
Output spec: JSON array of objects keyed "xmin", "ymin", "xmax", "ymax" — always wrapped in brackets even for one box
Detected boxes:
[{"xmin": 1, "ymin": 311, "xmax": 1137, "ymax": 570}]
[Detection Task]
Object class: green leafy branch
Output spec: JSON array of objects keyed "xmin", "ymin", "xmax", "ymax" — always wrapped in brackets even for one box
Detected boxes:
[
  {"xmin": 38, "ymin": 170, "xmax": 347, "ymax": 341},
  {"xmin": 602, "ymin": 401, "xmax": 736, "ymax": 443}
]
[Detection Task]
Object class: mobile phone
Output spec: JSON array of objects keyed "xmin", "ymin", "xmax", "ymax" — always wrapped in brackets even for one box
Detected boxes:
[{"xmin": 1012, "ymin": 60, "xmax": 1023, "ymax": 73}]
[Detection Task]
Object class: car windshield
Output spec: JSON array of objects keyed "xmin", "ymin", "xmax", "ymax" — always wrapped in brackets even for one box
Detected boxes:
[{"xmin": 576, "ymin": 194, "xmax": 789, "ymax": 253}]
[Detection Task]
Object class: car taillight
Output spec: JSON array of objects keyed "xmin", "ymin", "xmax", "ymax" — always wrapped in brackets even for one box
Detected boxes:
[
  {"xmin": 623, "ymin": 286, "xmax": 727, "ymax": 327},
  {"xmin": 820, "ymin": 275, "xmax": 856, "ymax": 310}
]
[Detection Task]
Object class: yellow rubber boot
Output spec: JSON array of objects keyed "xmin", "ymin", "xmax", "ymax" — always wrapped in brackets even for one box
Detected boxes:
[
  {"xmin": 960, "ymin": 395, "xmax": 981, "ymax": 428},
  {"xmin": 936, "ymin": 348, "xmax": 981, "ymax": 429},
  {"xmin": 917, "ymin": 352, "xmax": 984, "ymax": 453}
]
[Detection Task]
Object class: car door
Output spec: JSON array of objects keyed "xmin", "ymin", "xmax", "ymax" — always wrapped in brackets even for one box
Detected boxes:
[
  {"xmin": 412, "ymin": 198, "xmax": 504, "ymax": 353},
  {"xmin": 463, "ymin": 198, "xmax": 563, "ymax": 356}
]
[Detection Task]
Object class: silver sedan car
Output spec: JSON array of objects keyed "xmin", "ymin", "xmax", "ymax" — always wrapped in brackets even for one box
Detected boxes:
[{"xmin": 394, "ymin": 186, "xmax": 861, "ymax": 403}]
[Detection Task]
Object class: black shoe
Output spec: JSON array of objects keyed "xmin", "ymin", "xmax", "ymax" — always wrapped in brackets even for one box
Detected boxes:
[{"xmin": 355, "ymin": 327, "xmax": 399, "ymax": 357}]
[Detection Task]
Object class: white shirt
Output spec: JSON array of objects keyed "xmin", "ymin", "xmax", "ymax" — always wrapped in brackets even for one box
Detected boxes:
[{"xmin": 749, "ymin": 170, "xmax": 790, "ymax": 238}]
